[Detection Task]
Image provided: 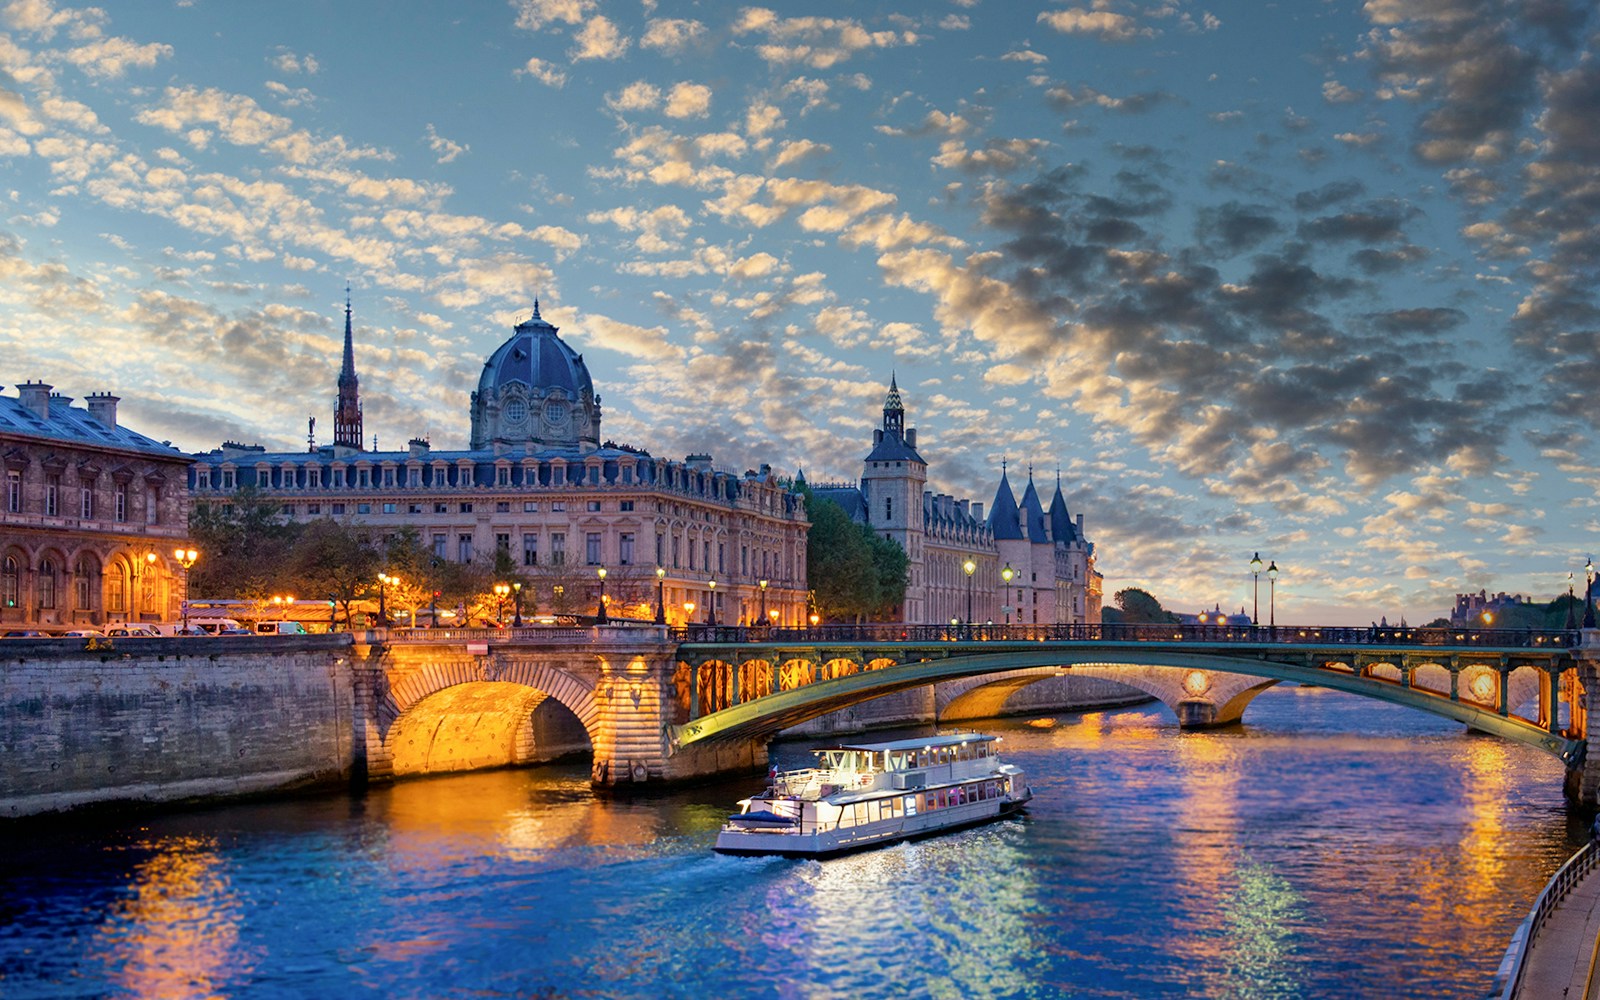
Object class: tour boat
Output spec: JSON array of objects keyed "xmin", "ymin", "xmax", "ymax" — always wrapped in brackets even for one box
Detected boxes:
[{"xmin": 714, "ymin": 732, "xmax": 1031, "ymax": 857}]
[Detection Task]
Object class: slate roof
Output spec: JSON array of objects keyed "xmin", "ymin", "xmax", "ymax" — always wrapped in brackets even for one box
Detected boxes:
[
  {"xmin": 864, "ymin": 432, "xmax": 924, "ymax": 464},
  {"xmin": 812, "ymin": 485, "xmax": 868, "ymax": 523},
  {"xmin": 476, "ymin": 302, "xmax": 595, "ymax": 401},
  {"xmin": 1019, "ymin": 475, "xmax": 1048, "ymax": 541},
  {"xmin": 0, "ymin": 389, "xmax": 185, "ymax": 461},
  {"xmin": 988, "ymin": 469, "xmax": 1024, "ymax": 539},
  {"xmin": 1049, "ymin": 481, "xmax": 1079, "ymax": 543}
]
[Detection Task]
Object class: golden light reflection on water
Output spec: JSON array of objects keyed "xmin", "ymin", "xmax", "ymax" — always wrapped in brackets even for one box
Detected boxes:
[{"xmin": 93, "ymin": 835, "xmax": 246, "ymax": 1000}]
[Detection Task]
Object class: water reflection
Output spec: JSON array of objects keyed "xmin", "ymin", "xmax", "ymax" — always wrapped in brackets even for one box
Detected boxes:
[
  {"xmin": 0, "ymin": 689, "xmax": 1585, "ymax": 1000},
  {"xmin": 92, "ymin": 835, "xmax": 246, "ymax": 999}
]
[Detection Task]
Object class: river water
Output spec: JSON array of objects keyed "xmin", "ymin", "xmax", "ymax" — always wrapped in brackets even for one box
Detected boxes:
[{"xmin": 0, "ymin": 686, "xmax": 1584, "ymax": 999}]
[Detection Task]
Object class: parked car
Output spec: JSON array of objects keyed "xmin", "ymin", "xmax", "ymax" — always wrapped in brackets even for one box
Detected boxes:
[
  {"xmin": 105, "ymin": 624, "xmax": 161, "ymax": 637},
  {"xmin": 2, "ymin": 629, "xmax": 50, "ymax": 638},
  {"xmin": 172, "ymin": 626, "xmax": 211, "ymax": 637},
  {"xmin": 254, "ymin": 621, "xmax": 309, "ymax": 635},
  {"xmin": 62, "ymin": 629, "xmax": 105, "ymax": 638},
  {"xmin": 215, "ymin": 627, "xmax": 254, "ymax": 635}
]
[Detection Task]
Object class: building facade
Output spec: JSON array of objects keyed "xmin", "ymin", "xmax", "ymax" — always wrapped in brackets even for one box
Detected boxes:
[
  {"xmin": 190, "ymin": 302, "xmax": 810, "ymax": 626},
  {"xmin": 813, "ymin": 377, "xmax": 1103, "ymax": 625},
  {"xmin": 0, "ymin": 382, "xmax": 193, "ymax": 630}
]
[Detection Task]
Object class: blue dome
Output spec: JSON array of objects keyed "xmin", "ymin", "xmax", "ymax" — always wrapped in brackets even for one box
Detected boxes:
[{"xmin": 476, "ymin": 308, "xmax": 593, "ymax": 400}]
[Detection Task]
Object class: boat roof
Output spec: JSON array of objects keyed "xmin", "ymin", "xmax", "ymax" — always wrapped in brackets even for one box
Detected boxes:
[{"xmin": 817, "ymin": 732, "xmax": 999, "ymax": 754}]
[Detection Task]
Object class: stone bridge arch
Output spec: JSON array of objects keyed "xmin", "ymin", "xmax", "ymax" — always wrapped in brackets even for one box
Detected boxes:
[{"xmin": 375, "ymin": 652, "xmax": 598, "ymax": 780}]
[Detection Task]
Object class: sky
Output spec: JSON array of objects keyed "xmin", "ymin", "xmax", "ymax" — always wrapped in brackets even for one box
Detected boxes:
[{"xmin": 2, "ymin": 0, "xmax": 1598, "ymax": 626}]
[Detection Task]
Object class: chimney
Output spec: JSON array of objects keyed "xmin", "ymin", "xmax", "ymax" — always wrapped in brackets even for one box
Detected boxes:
[
  {"xmin": 408, "ymin": 437, "xmax": 430, "ymax": 458},
  {"xmin": 17, "ymin": 381, "xmax": 52, "ymax": 419},
  {"xmin": 86, "ymin": 392, "xmax": 120, "ymax": 429},
  {"xmin": 906, "ymin": 428, "xmax": 916, "ymax": 448},
  {"xmin": 972, "ymin": 501, "xmax": 984, "ymax": 521},
  {"xmin": 958, "ymin": 499, "xmax": 970, "ymax": 519}
]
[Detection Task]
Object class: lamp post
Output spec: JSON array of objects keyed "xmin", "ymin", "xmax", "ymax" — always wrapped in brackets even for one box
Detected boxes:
[
  {"xmin": 172, "ymin": 547, "xmax": 198, "ymax": 631},
  {"xmin": 493, "ymin": 582, "xmax": 509, "ymax": 624},
  {"xmin": 131, "ymin": 550, "xmax": 157, "ymax": 621},
  {"xmin": 1567, "ymin": 571, "xmax": 1578, "ymax": 630},
  {"xmin": 377, "ymin": 572, "xmax": 392, "ymax": 626},
  {"xmin": 1267, "ymin": 560, "xmax": 1279, "ymax": 629},
  {"xmin": 512, "ymin": 582, "xmax": 523, "ymax": 627},
  {"xmin": 685, "ymin": 600, "xmax": 696, "ymax": 625},
  {"xmin": 707, "ymin": 579, "xmax": 717, "ymax": 626},
  {"xmin": 769, "ymin": 609, "xmax": 779, "ymax": 627},
  {"xmin": 963, "ymin": 558, "xmax": 976, "ymax": 624},
  {"xmin": 1000, "ymin": 563, "xmax": 1014, "ymax": 625},
  {"xmin": 553, "ymin": 584, "xmax": 564, "ymax": 614},
  {"xmin": 1585, "ymin": 557, "xmax": 1596, "ymax": 630},
  {"xmin": 595, "ymin": 567, "xmax": 608, "ymax": 624},
  {"xmin": 759, "ymin": 578, "xmax": 768, "ymax": 626},
  {"xmin": 1250, "ymin": 552, "xmax": 1262, "ymax": 625},
  {"xmin": 654, "ymin": 566, "xmax": 666, "ymax": 625}
]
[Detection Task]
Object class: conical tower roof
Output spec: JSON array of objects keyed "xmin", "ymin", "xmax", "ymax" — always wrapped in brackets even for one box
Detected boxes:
[
  {"xmin": 988, "ymin": 465, "xmax": 1023, "ymax": 540},
  {"xmin": 1049, "ymin": 473, "xmax": 1078, "ymax": 543},
  {"xmin": 1019, "ymin": 469, "xmax": 1048, "ymax": 541}
]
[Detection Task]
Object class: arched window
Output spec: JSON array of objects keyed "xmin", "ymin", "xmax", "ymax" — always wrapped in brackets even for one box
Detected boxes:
[
  {"xmin": 75, "ymin": 558, "xmax": 94, "ymax": 610},
  {"xmin": 38, "ymin": 559, "xmax": 57, "ymax": 609},
  {"xmin": 1, "ymin": 556, "xmax": 17, "ymax": 609},
  {"xmin": 106, "ymin": 563, "xmax": 127, "ymax": 613}
]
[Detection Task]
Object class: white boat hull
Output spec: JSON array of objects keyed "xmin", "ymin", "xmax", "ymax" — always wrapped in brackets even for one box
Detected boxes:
[{"xmin": 714, "ymin": 786, "xmax": 1031, "ymax": 857}]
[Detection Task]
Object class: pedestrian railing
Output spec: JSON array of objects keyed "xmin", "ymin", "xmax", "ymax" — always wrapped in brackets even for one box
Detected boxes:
[{"xmin": 1493, "ymin": 838, "xmax": 1600, "ymax": 998}]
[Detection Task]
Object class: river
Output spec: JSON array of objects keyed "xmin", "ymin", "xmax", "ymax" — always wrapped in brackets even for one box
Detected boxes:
[{"xmin": 0, "ymin": 685, "xmax": 1583, "ymax": 999}]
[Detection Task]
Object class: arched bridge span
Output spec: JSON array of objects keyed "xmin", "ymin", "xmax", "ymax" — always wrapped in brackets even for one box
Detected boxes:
[{"xmin": 670, "ymin": 624, "xmax": 1591, "ymax": 764}]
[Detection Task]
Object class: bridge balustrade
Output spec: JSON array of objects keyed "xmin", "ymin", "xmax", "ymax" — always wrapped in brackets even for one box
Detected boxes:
[{"xmin": 673, "ymin": 622, "xmax": 1581, "ymax": 648}]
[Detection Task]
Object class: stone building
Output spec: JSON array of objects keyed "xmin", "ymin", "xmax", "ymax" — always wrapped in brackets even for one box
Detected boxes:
[
  {"xmin": 812, "ymin": 377, "xmax": 1102, "ymax": 625},
  {"xmin": 189, "ymin": 301, "xmax": 810, "ymax": 626},
  {"xmin": 0, "ymin": 382, "xmax": 193, "ymax": 630}
]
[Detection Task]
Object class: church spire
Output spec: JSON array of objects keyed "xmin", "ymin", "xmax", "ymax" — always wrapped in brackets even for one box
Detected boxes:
[{"xmin": 333, "ymin": 286, "xmax": 363, "ymax": 450}]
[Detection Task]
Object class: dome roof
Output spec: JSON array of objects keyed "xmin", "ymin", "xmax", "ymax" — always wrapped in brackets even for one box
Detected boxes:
[{"xmin": 476, "ymin": 303, "xmax": 594, "ymax": 401}]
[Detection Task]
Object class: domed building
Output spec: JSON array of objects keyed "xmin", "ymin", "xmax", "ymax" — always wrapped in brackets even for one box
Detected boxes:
[
  {"xmin": 470, "ymin": 303, "xmax": 602, "ymax": 452},
  {"xmin": 190, "ymin": 299, "xmax": 809, "ymax": 628}
]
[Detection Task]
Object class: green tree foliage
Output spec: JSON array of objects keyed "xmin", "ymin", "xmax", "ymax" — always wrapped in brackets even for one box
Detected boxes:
[
  {"xmin": 1106, "ymin": 587, "xmax": 1178, "ymax": 624},
  {"xmin": 287, "ymin": 518, "xmax": 378, "ymax": 628},
  {"xmin": 187, "ymin": 487, "xmax": 301, "ymax": 597},
  {"xmin": 798, "ymin": 484, "xmax": 909, "ymax": 623}
]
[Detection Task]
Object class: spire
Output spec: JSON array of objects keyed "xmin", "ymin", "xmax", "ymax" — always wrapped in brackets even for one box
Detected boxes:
[
  {"xmin": 881, "ymin": 371, "xmax": 905, "ymax": 438},
  {"xmin": 333, "ymin": 288, "xmax": 363, "ymax": 450},
  {"xmin": 532, "ymin": 297, "xmax": 541, "ymax": 320},
  {"xmin": 989, "ymin": 465, "xmax": 1023, "ymax": 540}
]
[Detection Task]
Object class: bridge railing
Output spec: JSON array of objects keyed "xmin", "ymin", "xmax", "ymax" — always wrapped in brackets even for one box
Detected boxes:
[
  {"xmin": 673, "ymin": 622, "xmax": 1581, "ymax": 649},
  {"xmin": 1493, "ymin": 837, "xmax": 1600, "ymax": 999}
]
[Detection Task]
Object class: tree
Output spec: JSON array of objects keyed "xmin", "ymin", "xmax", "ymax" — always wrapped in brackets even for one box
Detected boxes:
[
  {"xmin": 799, "ymin": 484, "xmax": 908, "ymax": 623},
  {"xmin": 286, "ymin": 518, "xmax": 377, "ymax": 629},
  {"xmin": 1109, "ymin": 587, "xmax": 1178, "ymax": 624},
  {"xmin": 187, "ymin": 487, "xmax": 302, "ymax": 598}
]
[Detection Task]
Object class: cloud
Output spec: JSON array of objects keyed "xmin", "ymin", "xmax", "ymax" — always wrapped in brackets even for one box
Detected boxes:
[
  {"xmin": 424, "ymin": 123, "xmax": 468, "ymax": 163},
  {"xmin": 1037, "ymin": 9, "xmax": 1153, "ymax": 42},
  {"xmin": 641, "ymin": 18, "xmax": 704, "ymax": 53},
  {"xmin": 664, "ymin": 82, "xmax": 712, "ymax": 119},
  {"xmin": 518, "ymin": 56, "xmax": 567, "ymax": 87},
  {"xmin": 270, "ymin": 48, "xmax": 319, "ymax": 75},
  {"xmin": 512, "ymin": 0, "xmax": 592, "ymax": 30},
  {"xmin": 570, "ymin": 16, "xmax": 628, "ymax": 61},
  {"xmin": 732, "ymin": 8, "xmax": 918, "ymax": 69}
]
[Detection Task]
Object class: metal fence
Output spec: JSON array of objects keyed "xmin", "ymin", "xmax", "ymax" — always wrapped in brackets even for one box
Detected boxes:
[{"xmin": 1493, "ymin": 838, "xmax": 1600, "ymax": 998}]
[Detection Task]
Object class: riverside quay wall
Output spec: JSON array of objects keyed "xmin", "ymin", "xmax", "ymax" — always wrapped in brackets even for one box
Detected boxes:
[
  {"xmin": 1, "ymin": 635, "xmax": 356, "ymax": 818},
  {"xmin": 1, "ymin": 632, "xmax": 1150, "ymax": 819}
]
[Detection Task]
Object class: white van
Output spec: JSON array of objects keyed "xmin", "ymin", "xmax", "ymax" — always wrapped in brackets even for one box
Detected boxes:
[
  {"xmin": 255, "ymin": 621, "xmax": 309, "ymax": 635},
  {"xmin": 188, "ymin": 617, "xmax": 244, "ymax": 635}
]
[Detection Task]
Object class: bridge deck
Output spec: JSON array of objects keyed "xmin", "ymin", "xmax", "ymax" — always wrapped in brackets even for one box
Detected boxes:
[{"xmin": 1514, "ymin": 863, "xmax": 1600, "ymax": 999}]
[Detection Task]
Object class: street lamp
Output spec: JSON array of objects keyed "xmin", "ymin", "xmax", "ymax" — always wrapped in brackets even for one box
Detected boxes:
[
  {"xmin": 1585, "ymin": 557, "xmax": 1596, "ymax": 630},
  {"xmin": 1250, "ymin": 552, "xmax": 1262, "ymax": 625},
  {"xmin": 759, "ymin": 578, "xmax": 768, "ymax": 626},
  {"xmin": 131, "ymin": 550, "xmax": 157, "ymax": 621},
  {"xmin": 595, "ymin": 567, "xmax": 608, "ymax": 624},
  {"xmin": 172, "ymin": 547, "xmax": 198, "ymax": 631},
  {"xmin": 1000, "ymin": 563, "xmax": 1014, "ymax": 625},
  {"xmin": 769, "ymin": 609, "xmax": 779, "ymax": 627},
  {"xmin": 963, "ymin": 558, "xmax": 976, "ymax": 624},
  {"xmin": 493, "ymin": 582, "xmax": 510, "ymax": 624},
  {"xmin": 654, "ymin": 566, "xmax": 666, "ymax": 625},
  {"xmin": 377, "ymin": 572, "xmax": 394, "ymax": 626},
  {"xmin": 1267, "ymin": 560, "xmax": 1279, "ymax": 628},
  {"xmin": 707, "ymin": 578, "xmax": 717, "ymax": 626},
  {"xmin": 684, "ymin": 600, "xmax": 696, "ymax": 625},
  {"xmin": 1567, "ymin": 571, "xmax": 1578, "ymax": 630},
  {"xmin": 512, "ymin": 582, "xmax": 523, "ymax": 627}
]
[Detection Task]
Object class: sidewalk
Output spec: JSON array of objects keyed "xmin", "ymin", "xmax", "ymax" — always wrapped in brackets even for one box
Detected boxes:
[{"xmin": 1515, "ymin": 867, "xmax": 1600, "ymax": 999}]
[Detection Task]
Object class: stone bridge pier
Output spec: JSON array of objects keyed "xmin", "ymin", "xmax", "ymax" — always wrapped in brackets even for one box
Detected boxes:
[{"xmin": 351, "ymin": 629, "xmax": 767, "ymax": 790}]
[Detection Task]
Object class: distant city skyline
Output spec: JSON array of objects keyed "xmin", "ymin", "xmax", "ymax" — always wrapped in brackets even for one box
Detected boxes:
[{"xmin": 3, "ymin": 0, "xmax": 1597, "ymax": 625}]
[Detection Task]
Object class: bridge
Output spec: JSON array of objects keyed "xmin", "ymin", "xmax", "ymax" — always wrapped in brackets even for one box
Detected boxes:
[{"xmin": 359, "ymin": 621, "xmax": 1600, "ymax": 806}]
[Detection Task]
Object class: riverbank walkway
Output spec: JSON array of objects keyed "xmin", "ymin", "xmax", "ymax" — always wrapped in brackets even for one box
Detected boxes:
[{"xmin": 1504, "ymin": 841, "xmax": 1600, "ymax": 998}]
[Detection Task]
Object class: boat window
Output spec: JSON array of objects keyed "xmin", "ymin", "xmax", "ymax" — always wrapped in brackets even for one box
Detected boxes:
[{"xmin": 905, "ymin": 794, "xmax": 917, "ymax": 816}]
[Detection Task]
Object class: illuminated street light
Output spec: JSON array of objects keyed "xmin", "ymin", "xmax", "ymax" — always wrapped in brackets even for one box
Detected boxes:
[
  {"xmin": 759, "ymin": 578, "xmax": 768, "ymax": 626},
  {"xmin": 512, "ymin": 581, "xmax": 523, "ymax": 627},
  {"xmin": 595, "ymin": 567, "xmax": 608, "ymax": 624},
  {"xmin": 707, "ymin": 578, "xmax": 717, "ymax": 626},
  {"xmin": 1250, "ymin": 552, "xmax": 1262, "ymax": 625},
  {"xmin": 1000, "ymin": 563, "xmax": 1014, "ymax": 626},
  {"xmin": 1267, "ymin": 561, "xmax": 1279, "ymax": 629},
  {"xmin": 684, "ymin": 600, "xmax": 696, "ymax": 625},
  {"xmin": 654, "ymin": 566, "xmax": 666, "ymax": 625},
  {"xmin": 493, "ymin": 582, "xmax": 510, "ymax": 624},
  {"xmin": 963, "ymin": 557, "xmax": 976, "ymax": 625},
  {"xmin": 172, "ymin": 547, "xmax": 199, "ymax": 631},
  {"xmin": 1586, "ymin": 557, "xmax": 1596, "ymax": 630}
]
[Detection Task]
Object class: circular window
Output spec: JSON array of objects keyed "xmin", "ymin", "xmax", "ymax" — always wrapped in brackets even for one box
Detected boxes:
[
  {"xmin": 544, "ymin": 400, "xmax": 568, "ymax": 424},
  {"xmin": 505, "ymin": 399, "xmax": 527, "ymax": 423}
]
